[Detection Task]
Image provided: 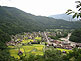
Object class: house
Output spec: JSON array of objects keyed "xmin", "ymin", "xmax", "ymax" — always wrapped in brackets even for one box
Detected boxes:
[
  {"xmin": 47, "ymin": 44, "xmax": 49, "ymax": 47},
  {"xmin": 56, "ymin": 44, "xmax": 61, "ymax": 48},
  {"xmin": 62, "ymin": 45, "xmax": 72, "ymax": 49},
  {"xmin": 62, "ymin": 51, "xmax": 66, "ymax": 53},
  {"xmin": 53, "ymin": 43, "xmax": 57, "ymax": 47},
  {"xmin": 70, "ymin": 42, "xmax": 76, "ymax": 47},
  {"xmin": 48, "ymin": 43, "xmax": 53, "ymax": 46},
  {"xmin": 18, "ymin": 51, "xmax": 23, "ymax": 55},
  {"xmin": 62, "ymin": 41, "xmax": 70, "ymax": 45},
  {"xmin": 50, "ymin": 39, "xmax": 54, "ymax": 42},
  {"xmin": 76, "ymin": 43, "xmax": 81, "ymax": 47},
  {"xmin": 54, "ymin": 40, "xmax": 61, "ymax": 44}
]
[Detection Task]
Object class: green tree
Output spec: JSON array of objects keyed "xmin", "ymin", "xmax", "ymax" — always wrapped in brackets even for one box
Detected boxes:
[
  {"xmin": 66, "ymin": 1, "xmax": 81, "ymax": 20},
  {"xmin": 63, "ymin": 48, "xmax": 81, "ymax": 61},
  {"xmin": 66, "ymin": 1, "xmax": 81, "ymax": 43},
  {"xmin": 45, "ymin": 47, "xmax": 63, "ymax": 61},
  {"xmin": 69, "ymin": 29, "xmax": 81, "ymax": 43},
  {"xmin": 0, "ymin": 29, "xmax": 11, "ymax": 48}
]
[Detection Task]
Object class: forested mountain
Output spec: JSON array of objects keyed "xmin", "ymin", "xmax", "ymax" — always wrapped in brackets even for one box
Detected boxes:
[
  {"xmin": 0, "ymin": 29, "xmax": 11, "ymax": 48},
  {"xmin": 0, "ymin": 6, "xmax": 81, "ymax": 35},
  {"xmin": 49, "ymin": 14, "xmax": 77, "ymax": 21}
]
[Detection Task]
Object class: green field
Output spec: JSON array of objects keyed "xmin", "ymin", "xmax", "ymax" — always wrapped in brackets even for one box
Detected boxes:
[
  {"xmin": 35, "ymin": 37, "xmax": 41, "ymax": 41},
  {"xmin": 21, "ymin": 37, "xmax": 41, "ymax": 44},
  {"xmin": 21, "ymin": 39, "xmax": 33, "ymax": 44},
  {"xmin": 8, "ymin": 44, "xmax": 44, "ymax": 59},
  {"xmin": 56, "ymin": 48, "xmax": 72, "ymax": 53}
]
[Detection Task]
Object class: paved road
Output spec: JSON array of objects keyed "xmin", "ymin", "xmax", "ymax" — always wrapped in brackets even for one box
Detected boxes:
[
  {"xmin": 60, "ymin": 33, "xmax": 71, "ymax": 41},
  {"xmin": 44, "ymin": 32, "xmax": 51, "ymax": 44},
  {"xmin": 44, "ymin": 32, "xmax": 71, "ymax": 44}
]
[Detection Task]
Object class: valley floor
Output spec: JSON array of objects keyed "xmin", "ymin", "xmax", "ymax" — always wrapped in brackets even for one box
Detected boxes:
[{"xmin": 6, "ymin": 31, "xmax": 81, "ymax": 59}]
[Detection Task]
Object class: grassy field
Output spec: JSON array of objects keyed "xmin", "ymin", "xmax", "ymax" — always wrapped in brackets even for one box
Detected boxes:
[
  {"xmin": 8, "ymin": 44, "xmax": 44, "ymax": 59},
  {"xmin": 56, "ymin": 48, "xmax": 72, "ymax": 53},
  {"xmin": 21, "ymin": 39, "xmax": 33, "ymax": 44},
  {"xmin": 21, "ymin": 37, "xmax": 41, "ymax": 44},
  {"xmin": 35, "ymin": 37, "xmax": 41, "ymax": 41}
]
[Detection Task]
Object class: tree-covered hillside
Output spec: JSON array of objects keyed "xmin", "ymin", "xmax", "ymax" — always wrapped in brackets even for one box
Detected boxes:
[
  {"xmin": 69, "ymin": 29, "xmax": 81, "ymax": 43},
  {"xmin": 0, "ymin": 6, "xmax": 81, "ymax": 35},
  {"xmin": 0, "ymin": 29, "xmax": 11, "ymax": 48}
]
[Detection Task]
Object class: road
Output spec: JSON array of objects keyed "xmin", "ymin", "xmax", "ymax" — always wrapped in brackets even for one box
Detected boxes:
[
  {"xmin": 44, "ymin": 32, "xmax": 51, "ymax": 44},
  {"xmin": 60, "ymin": 33, "xmax": 71, "ymax": 41},
  {"xmin": 44, "ymin": 32, "xmax": 71, "ymax": 44}
]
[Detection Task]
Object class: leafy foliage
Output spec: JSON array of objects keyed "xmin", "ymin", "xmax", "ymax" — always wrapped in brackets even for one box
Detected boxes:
[
  {"xmin": 0, "ymin": 29, "xmax": 11, "ymax": 48},
  {"xmin": 63, "ymin": 48, "xmax": 81, "ymax": 61},
  {"xmin": 69, "ymin": 28, "xmax": 81, "ymax": 43},
  {"xmin": 66, "ymin": 1, "xmax": 81, "ymax": 20},
  {"xmin": 66, "ymin": 1, "xmax": 81, "ymax": 43},
  {"xmin": 48, "ymin": 32, "xmax": 68, "ymax": 40},
  {"xmin": 45, "ymin": 48, "xmax": 63, "ymax": 61}
]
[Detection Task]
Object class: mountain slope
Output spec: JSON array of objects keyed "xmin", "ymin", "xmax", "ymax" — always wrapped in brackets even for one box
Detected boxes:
[
  {"xmin": 0, "ymin": 6, "xmax": 81, "ymax": 35},
  {"xmin": 49, "ymin": 14, "xmax": 77, "ymax": 21}
]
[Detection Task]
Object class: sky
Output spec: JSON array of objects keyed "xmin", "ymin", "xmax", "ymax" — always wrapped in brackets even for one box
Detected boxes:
[{"xmin": 0, "ymin": 0, "xmax": 77, "ymax": 16}]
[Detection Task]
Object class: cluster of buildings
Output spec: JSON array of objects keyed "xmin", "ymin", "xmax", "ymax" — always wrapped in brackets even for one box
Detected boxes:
[
  {"xmin": 6, "ymin": 32, "xmax": 44, "ymax": 46},
  {"xmin": 46, "ymin": 33, "xmax": 81, "ymax": 49},
  {"xmin": 47, "ymin": 38, "xmax": 75, "ymax": 49},
  {"xmin": 6, "ymin": 31, "xmax": 81, "ymax": 50}
]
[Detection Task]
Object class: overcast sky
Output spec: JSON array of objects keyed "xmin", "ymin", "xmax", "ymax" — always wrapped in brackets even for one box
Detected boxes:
[{"xmin": 0, "ymin": 0, "xmax": 77, "ymax": 16}]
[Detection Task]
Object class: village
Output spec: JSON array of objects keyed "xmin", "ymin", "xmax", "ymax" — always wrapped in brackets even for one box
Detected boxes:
[
  {"xmin": 5, "ymin": 30, "xmax": 81, "ymax": 59},
  {"xmin": 6, "ymin": 31, "xmax": 81, "ymax": 50}
]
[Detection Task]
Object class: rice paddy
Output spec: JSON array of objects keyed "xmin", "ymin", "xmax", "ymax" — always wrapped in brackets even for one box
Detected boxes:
[
  {"xmin": 8, "ymin": 44, "xmax": 45, "ymax": 59},
  {"xmin": 56, "ymin": 48, "xmax": 72, "ymax": 53}
]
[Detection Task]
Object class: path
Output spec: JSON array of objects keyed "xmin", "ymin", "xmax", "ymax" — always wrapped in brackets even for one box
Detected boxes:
[
  {"xmin": 44, "ymin": 32, "xmax": 51, "ymax": 44},
  {"xmin": 60, "ymin": 33, "xmax": 71, "ymax": 41}
]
